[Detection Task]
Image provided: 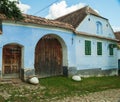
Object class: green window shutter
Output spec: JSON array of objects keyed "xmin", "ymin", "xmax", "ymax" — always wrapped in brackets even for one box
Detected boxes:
[
  {"xmin": 109, "ymin": 47, "xmax": 113, "ymax": 55},
  {"xmin": 85, "ymin": 40, "xmax": 91, "ymax": 55},
  {"xmin": 97, "ymin": 42, "xmax": 102, "ymax": 55},
  {"xmin": 109, "ymin": 44, "xmax": 114, "ymax": 55}
]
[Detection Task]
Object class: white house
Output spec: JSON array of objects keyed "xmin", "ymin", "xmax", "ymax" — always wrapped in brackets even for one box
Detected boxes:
[
  {"xmin": 56, "ymin": 6, "xmax": 118, "ymax": 77},
  {"xmin": 0, "ymin": 6, "xmax": 118, "ymax": 81},
  {"xmin": 115, "ymin": 31, "xmax": 120, "ymax": 75}
]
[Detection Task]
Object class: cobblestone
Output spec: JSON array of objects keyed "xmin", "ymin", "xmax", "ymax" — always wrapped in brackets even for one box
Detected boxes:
[{"xmin": 54, "ymin": 89, "xmax": 120, "ymax": 102}]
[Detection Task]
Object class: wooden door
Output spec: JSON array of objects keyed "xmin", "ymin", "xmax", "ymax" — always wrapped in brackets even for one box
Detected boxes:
[
  {"xmin": 35, "ymin": 35, "xmax": 63, "ymax": 77},
  {"xmin": 3, "ymin": 44, "xmax": 21, "ymax": 75}
]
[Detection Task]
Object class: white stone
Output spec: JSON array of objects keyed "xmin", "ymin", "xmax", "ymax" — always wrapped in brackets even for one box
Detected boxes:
[
  {"xmin": 29, "ymin": 77, "xmax": 39, "ymax": 84},
  {"xmin": 72, "ymin": 75, "xmax": 81, "ymax": 81}
]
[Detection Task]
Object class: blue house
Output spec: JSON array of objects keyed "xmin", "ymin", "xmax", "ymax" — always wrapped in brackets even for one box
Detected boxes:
[{"xmin": 0, "ymin": 6, "xmax": 118, "ymax": 80}]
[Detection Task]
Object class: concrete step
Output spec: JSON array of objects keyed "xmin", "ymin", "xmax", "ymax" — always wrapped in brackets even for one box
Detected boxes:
[{"xmin": 0, "ymin": 78, "xmax": 22, "ymax": 84}]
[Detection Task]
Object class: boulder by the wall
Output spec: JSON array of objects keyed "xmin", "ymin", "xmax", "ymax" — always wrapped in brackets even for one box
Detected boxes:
[
  {"xmin": 72, "ymin": 75, "xmax": 82, "ymax": 81},
  {"xmin": 29, "ymin": 77, "xmax": 39, "ymax": 85}
]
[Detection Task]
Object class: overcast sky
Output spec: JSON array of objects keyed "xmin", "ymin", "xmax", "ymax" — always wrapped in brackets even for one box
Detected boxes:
[{"xmin": 9, "ymin": 0, "xmax": 120, "ymax": 32}]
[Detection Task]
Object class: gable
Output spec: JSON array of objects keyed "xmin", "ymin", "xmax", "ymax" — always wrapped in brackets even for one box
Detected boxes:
[
  {"xmin": 55, "ymin": 6, "xmax": 101, "ymax": 29},
  {"xmin": 76, "ymin": 14, "xmax": 115, "ymax": 39}
]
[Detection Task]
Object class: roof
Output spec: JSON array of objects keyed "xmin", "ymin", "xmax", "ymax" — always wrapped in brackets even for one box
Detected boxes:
[
  {"xmin": 114, "ymin": 31, "xmax": 120, "ymax": 41},
  {"xmin": 0, "ymin": 9, "xmax": 117, "ymax": 42},
  {"xmin": 75, "ymin": 31, "xmax": 118, "ymax": 42},
  {"xmin": 55, "ymin": 6, "xmax": 106, "ymax": 28},
  {"xmin": 0, "ymin": 13, "xmax": 74, "ymax": 31}
]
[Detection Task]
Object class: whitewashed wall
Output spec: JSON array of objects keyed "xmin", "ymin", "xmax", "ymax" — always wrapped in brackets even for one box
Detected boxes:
[
  {"xmin": 0, "ymin": 20, "xmax": 118, "ymax": 77},
  {"xmin": 76, "ymin": 15, "xmax": 115, "ymax": 39},
  {"xmin": 74, "ymin": 35, "xmax": 118, "ymax": 70}
]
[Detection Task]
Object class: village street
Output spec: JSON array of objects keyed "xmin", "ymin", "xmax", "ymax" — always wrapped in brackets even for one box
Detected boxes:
[{"xmin": 53, "ymin": 89, "xmax": 120, "ymax": 102}]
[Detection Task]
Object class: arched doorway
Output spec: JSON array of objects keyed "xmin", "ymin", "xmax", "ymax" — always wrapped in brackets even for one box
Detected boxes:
[
  {"xmin": 35, "ymin": 35, "xmax": 63, "ymax": 77},
  {"xmin": 2, "ymin": 44, "xmax": 22, "ymax": 78}
]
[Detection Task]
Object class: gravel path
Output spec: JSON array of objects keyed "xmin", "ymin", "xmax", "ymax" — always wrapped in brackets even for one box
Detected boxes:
[{"xmin": 54, "ymin": 89, "xmax": 120, "ymax": 102}]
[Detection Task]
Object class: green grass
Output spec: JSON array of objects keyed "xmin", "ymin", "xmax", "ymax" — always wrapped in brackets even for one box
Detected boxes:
[
  {"xmin": 40, "ymin": 76, "xmax": 120, "ymax": 98},
  {"xmin": 1, "ymin": 76, "xmax": 120, "ymax": 101}
]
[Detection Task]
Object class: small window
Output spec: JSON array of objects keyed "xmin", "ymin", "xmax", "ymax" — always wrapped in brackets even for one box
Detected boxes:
[
  {"xmin": 109, "ymin": 44, "xmax": 114, "ymax": 55},
  {"xmin": 96, "ymin": 21, "xmax": 102, "ymax": 34},
  {"xmin": 85, "ymin": 40, "xmax": 91, "ymax": 55},
  {"xmin": 109, "ymin": 47, "xmax": 113, "ymax": 55},
  {"xmin": 0, "ymin": 20, "xmax": 2, "ymax": 34},
  {"xmin": 106, "ymin": 24, "xmax": 108, "ymax": 27},
  {"xmin": 88, "ymin": 18, "xmax": 90, "ymax": 21},
  {"xmin": 97, "ymin": 42, "xmax": 102, "ymax": 55}
]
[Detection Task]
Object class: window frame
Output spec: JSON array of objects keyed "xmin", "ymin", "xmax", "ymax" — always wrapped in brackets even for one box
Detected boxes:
[
  {"xmin": 97, "ymin": 42, "xmax": 102, "ymax": 55},
  {"xmin": 109, "ymin": 44, "xmax": 114, "ymax": 55},
  {"xmin": 96, "ymin": 21, "xmax": 103, "ymax": 34},
  {"xmin": 85, "ymin": 40, "xmax": 91, "ymax": 55}
]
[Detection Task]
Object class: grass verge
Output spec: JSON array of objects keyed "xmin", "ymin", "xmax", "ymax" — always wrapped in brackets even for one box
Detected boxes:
[
  {"xmin": 40, "ymin": 76, "xmax": 120, "ymax": 99},
  {"xmin": 0, "ymin": 76, "xmax": 120, "ymax": 101}
]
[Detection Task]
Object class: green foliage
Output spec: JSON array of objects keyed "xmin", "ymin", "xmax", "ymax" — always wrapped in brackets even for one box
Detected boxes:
[{"xmin": 0, "ymin": 0, "xmax": 23, "ymax": 21}]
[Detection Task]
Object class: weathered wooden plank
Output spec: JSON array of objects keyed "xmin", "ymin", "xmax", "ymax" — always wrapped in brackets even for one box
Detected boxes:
[
  {"xmin": 35, "ymin": 35, "xmax": 62, "ymax": 77},
  {"xmin": 3, "ymin": 45, "xmax": 21, "ymax": 74}
]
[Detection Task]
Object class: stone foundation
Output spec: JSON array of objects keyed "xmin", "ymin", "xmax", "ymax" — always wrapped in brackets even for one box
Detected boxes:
[
  {"xmin": 68, "ymin": 67, "xmax": 118, "ymax": 77},
  {"xmin": 63, "ymin": 66, "xmax": 68, "ymax": 77},
  {"xmin": 0, "ymin": 67, "xmax": 118, "ymax": 80},
  {"xmin": 76, "ymin": 68, "xmax": 118, "ymax": 77},
  {"xmin": 21, "ymin": 68, "xmax": 35, "ymax": 81},
  {"xmin": 68, "ymin": 67, "xmax": 77, "ymax": 76}
]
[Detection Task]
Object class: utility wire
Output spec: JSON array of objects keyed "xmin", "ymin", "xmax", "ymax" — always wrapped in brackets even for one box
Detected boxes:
[{"xmin": 33, "ymin": 0, "xmax": 59, "ymax": 15}]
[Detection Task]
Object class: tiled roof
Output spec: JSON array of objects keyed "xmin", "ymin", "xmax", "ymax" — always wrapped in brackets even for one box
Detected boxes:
[
  {"xmin": 0, "ymin": 10, "xmax": 117, "ymax": 42},
  {"xmin": 55, "ymin": 6, "xmax": 105, "ymax": 28},
  {"xmin": 0, "ymin": 13, "xmax": 74, "ymax": 31},
  {"xmin": 0, "ymin": 6, "xmax": 107, "ymax": 31},
  {"xmin": 75, "ymin": 31, "xmax": 118, "ymax": 42},
  {"xmin": 114, "ymin": 31, "xmax": 120, "ymax": 41}
]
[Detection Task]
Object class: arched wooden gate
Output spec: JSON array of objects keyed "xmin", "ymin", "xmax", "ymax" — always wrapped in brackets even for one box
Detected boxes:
[{"xmin": 35, "ymin": 35, "xmax": 63, "ymax": 77}]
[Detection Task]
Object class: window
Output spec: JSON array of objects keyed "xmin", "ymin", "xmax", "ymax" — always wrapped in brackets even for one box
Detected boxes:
[
  {"xmin": 97, "ymin": 42, "xmax": 102, "ymax": 55},
  {"xmin": 0, "ymin": 20, "xmax": 2, "ymax": 34},
  {"xmin": 109, "ymin": 47, "xmax": 113, "ymax": 55},
  {"xmin": 85, "ymin": 40, "xmax": 91, "ymax": 55},
  {"xmin": 106, "ymin": 24, "xmax": 108, "ymax": 27},
  {"xmin": 96, "ymin": 21, "xmax": 102, "ymax": 34},
  {"xmin": 88, "ymin": 18, "xmax": 90, "ymax": 21},
  {"xmin": 109, "ymin": 44, "xmax": 114, "ymax": 55}
]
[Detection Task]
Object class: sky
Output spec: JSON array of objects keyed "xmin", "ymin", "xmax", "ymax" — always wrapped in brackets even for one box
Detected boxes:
[{"xmin": 10, "ymin": 0, "xmax": 120, "ymax": 32}]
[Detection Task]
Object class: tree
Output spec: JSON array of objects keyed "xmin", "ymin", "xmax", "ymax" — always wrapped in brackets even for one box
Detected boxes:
[{"xmin": 0, "ymin": 0, "xmax": 23, "ymax": 21}]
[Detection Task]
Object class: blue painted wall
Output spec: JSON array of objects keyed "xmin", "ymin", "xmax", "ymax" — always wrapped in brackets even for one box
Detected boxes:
[
  {"xmin": 0, "ymin": 22, "xmax": 76, "ymax": 71},
  {"xmin": 0, "ymin": 21, "xmax": 118, "ymax": 77}
]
